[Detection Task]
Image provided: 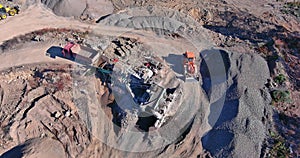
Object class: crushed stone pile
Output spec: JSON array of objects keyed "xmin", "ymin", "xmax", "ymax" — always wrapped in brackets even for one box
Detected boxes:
[
  {"xmin": 0, "ymin": 2, "xmax": 281, "ymax": 157},
  {"xmin": 18, "ymin": 0, "xmax": 114, "ymax": 19},
  {"xmin": 200, "ymin": 49, "xmax": 273, "ymax": 157}
]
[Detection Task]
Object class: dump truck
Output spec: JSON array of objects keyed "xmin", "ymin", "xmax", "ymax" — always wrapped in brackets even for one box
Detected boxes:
[
  {"xmin": 62, "ymin": 42, "xmax": 100, "ymax": 66},
  {"xmin": 47, "ymin": 42, "xmax": 114, "ymax": 75},
  {"xmin": 183, "ymin": 51, "xmax": 199, "ymax": 82},
  {"xmin": 62, "ymin": 42, "xmax": 115, "ymax": 76}
]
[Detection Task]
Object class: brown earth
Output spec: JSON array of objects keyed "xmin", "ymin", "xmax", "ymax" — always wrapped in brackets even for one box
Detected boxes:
[{"xmin": 0, "ymin": 0, "xmax": 299, "ymax": 157}]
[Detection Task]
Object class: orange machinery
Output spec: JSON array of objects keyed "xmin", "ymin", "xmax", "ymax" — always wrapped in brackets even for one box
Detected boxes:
[{"xmin": 183, "ymin": 51, "xmax": 199, "ymax": 82}]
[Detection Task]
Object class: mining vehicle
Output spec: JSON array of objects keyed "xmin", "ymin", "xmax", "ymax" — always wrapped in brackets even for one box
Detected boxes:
[
  {"xmin": 0, "ymin": 4, "xmax": 20, "ymax": 20},
  {"xmin": 5, "ymin": 5, "xmax": 20, "ymax": 16},
  {"xmin": 0, "ymin": 7, "xmax": 7, "ymax": 20},
  {"xmin": 183, "ymin": 51, "xmax": 199, "ymax": 82},
  {"xmin": 62, "ymin": 42, "xmax": 100, "ymax": 65}
]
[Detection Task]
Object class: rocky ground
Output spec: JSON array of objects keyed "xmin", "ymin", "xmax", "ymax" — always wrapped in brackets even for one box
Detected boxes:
[{"xmin": 0, "ymin": 0, "xmax": 299, "ymax": 157}]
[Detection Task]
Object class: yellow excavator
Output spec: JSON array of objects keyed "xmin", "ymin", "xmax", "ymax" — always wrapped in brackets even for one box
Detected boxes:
[{"xmin": 0, "ymin": 4, "xmax": 20, "ymax": 20}]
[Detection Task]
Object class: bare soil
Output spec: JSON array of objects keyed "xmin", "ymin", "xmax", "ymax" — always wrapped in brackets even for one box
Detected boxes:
[{"xmin": 0, "ymin": 0, "xmax": 299, "ymax": 157}]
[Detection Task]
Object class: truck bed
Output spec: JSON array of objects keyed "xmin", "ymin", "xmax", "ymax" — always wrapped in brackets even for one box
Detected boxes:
[{"xmin": 70, "ymin": 44, "xmax": 100, "ymax": 65}]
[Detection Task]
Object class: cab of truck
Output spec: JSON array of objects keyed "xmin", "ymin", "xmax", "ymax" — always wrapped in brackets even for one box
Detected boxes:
[{"xmin": 62, "ymin": 42, "xmax": 75, "ymax": 57}]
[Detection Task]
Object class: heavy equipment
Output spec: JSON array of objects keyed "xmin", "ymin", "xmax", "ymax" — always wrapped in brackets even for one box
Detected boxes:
[
  {"xmin": 62, "ymin": 42, "xmax": 100, "ymax": 65},
  {"xmin": 0, "ymin": 7, "xmax": 7, "ymax": 20},
  {"xmin": 183, "ymin": 51, "xmax": 199, "ymax": 82},
  {"xmin": 0, "ymin": 4, "xmax": 20, "ymax": 20},
  {"xmin": 5, "ymin": 5, "xmax": 20, "ymax": 16}
]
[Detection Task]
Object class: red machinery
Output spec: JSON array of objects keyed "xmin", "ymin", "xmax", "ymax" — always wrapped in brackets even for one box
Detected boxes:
[
  {"xmin": 183, "ymin": 51, "xmax": 199, "ymax": 82},
  {"xmin": 62, "ymin": 42, "xmax": 76, "ymax": 58},
  {"xmin": 61, "ymin": 42, "xmax": 99, "ymax": 65}
]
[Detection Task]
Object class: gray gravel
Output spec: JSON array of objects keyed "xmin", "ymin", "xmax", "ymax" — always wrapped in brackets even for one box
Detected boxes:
[
  {"xmin": 200, "ymin": 49, "xmax": 273, "ymax": 158},
  {"xmin": 79, "ymin": 6, "xmax": 273, "ymax": 157},
  {"xmin": 19, "ymin": 0, "xmax": 114, "ymax": 19}
]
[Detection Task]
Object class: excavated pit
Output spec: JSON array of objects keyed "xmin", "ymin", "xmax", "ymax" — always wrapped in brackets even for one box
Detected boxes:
[{"xmin": 2, "ymin": 1, "xmax": 297, "ymax": 156}]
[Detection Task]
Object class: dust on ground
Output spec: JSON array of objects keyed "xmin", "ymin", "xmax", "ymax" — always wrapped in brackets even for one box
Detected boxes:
[{"xmin": 0, "ymin": 0, "xmax": 299, "ymax": 157}]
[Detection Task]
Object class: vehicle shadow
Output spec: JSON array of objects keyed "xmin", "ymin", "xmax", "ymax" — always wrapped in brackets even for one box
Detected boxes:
[
  {"xmin": 163, "ymin": 54, "xmax": 185, "ymax": 80},
  {"xmin": 46, "ymin": 46, "xmax": 87, "ymax": 64},
  {"xmin": 46, "ymin": 46, "xmax": 65, "ymax": 59}
]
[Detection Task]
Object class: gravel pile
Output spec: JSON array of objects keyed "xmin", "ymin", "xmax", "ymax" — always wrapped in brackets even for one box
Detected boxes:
[
  {"xmin": 97, "ymin": 7, "xmax": 274, "ymax": 157},
  {"xmin": 200, "ymin": 49, "xmax": 273, "ymax": 157},
  {"xmin": 18, "ymin": 0, "xmax": 114, "ymax": 19}
]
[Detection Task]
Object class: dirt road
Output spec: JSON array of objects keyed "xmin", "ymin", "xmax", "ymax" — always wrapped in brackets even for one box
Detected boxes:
[
  {"xmin": 0, "ymin": 3, "xmax": 209, "ymax": 157},
  {"xmin": 0, "ymin": 4, "xmax": 198, "ymax": 73},
  {"xmin": 0, "ymin": 5, "xmax": 91, "ymax": 44},
  {"xmin": 0, "ymin": 43, "xmax": 73, "ymax": 71}
]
